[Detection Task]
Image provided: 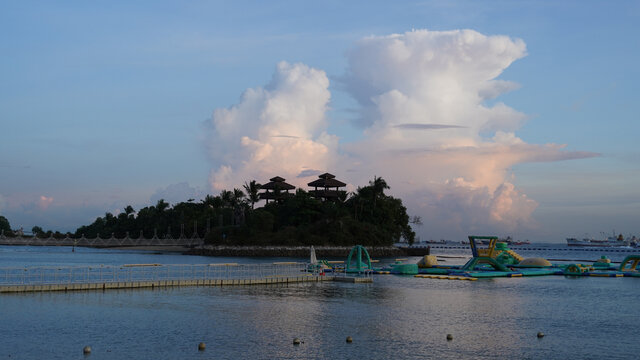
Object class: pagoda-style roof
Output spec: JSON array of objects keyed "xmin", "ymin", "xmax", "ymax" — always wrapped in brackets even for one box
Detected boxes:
[
  {"xmin": 259, "ymin": 176, "xmax": 295, "ymax": 203},
  {"xmin": 307, "ymin": 173, "xmax": 346, "ymax": 188},
  {"xmin": 308, "ymin": 178, "xmax": 346, "ymax": 188},
  {"xmin": 308, "ymin": 172, "xmax": 347, "ymax": 201},
  {"xmin": 261, "ymin": 176, "xmax": 296, "ymax": 191}
]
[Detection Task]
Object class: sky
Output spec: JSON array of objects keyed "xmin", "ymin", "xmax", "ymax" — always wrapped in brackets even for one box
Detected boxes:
[{"xmin": 1, "ymin": 1, "xmax": 639, "ymax": 242}]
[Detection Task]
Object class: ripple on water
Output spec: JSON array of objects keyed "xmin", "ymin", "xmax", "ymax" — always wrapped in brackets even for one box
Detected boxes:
[{"xmin": 1, "ymin": 246, "xmax": 639, "ymax": 359}]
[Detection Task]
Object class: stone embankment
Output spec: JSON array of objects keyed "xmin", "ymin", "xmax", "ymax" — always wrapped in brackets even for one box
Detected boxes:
[{"xmin": 188, "ymin": 245, "xmax": 429, "ymax": 257}]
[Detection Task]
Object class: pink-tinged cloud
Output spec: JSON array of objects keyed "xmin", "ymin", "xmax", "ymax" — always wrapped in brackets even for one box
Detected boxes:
[
  {"xmin": 38, "ymin": 196, "xmax": 54, "ymax": 210},
  {"xmin": 339, "ymin": 29, "xmax": 598, "ymax": 239},
  {"xmin": 205, "ymin": 61, "xmax": 339, "ymax": 190},
  {"xmin": 204, "ymin": 29, "xmax": 599, "ymax": 240}
]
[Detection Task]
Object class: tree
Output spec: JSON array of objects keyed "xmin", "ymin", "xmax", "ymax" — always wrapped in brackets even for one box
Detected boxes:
[
  {"xmin": 370, "ymin": 175, "xmax": 390, "ymax": 210},
  {"xmin": 243, "ymin": 180, "xmax": 262, "ymax": 209},
  {"xmin": 0, "ymin": 215, "xmax": 10, "ymax": 233},
  {"xmin": 66, "ymin": 176, "xmax": 415, "ymax": 247},
  {"xmin": 125, "ymin": 205, "xmax": 135, "ymax": 216},
  {"xmin": 232, "ymin": 188, "xmax": 245, "ymax": 207},
  {"xmin": 220, "ymin": 190, "xmax": 233, "ymax": 208},
  {"xmin": 230, "ymin": 188, "xmax": 246, "ymax": 225},
  {"xmin": 155, "ymin": 199, "xmax": 170, "ymax": 213},
  {"xmin": 31, "ymin": 226, "xmax": 44, "ymax": 236},
  {"xmin": 104, "ymin": 212, "xmax": 116, "ymax": 227}
]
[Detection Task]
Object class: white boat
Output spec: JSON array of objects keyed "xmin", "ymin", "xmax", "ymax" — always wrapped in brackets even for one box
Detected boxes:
[
  {"xmin": 566, "ymin": 234, "xmax": 636, "ymax": 247},
  {"xmin": 499, "ymin": 236, "xmax": 531, "ymax": 246}
]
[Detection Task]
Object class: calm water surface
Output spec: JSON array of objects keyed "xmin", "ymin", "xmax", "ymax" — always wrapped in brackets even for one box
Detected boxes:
[{"xmin": 1, "ymin": 245, "xmax": 639, "ymax": 359}]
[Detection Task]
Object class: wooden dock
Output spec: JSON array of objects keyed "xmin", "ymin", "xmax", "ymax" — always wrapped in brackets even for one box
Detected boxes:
[
  {"xmin": 0, "ymin": 263, "xmax": 371, "ymax": 293},
  {"xmin": 0, "ymin": 276, "xmax": 336, "ymax": 293}
]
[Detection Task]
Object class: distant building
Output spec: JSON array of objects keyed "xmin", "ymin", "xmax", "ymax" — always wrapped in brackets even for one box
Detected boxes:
[
  {"xmin": 259, "ymin": 176, "xmax": 296, "ymax": 203},
  {"xmin": 308, "ymin": 173, "xmax": 347, "ymax": 201}
]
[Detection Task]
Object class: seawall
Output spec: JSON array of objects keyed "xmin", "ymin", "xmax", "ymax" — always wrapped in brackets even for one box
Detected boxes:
[{"xmin": 188, "ymin": 245, "xmax": 429, "ymax": 257}]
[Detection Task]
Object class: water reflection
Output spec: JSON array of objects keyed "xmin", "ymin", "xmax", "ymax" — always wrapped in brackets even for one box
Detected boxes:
[{"xmin": 1, "ymin": 246, "xmax": 640, "ymax": 359}]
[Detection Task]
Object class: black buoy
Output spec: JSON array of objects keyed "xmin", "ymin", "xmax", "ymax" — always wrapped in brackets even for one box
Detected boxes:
[
  {"xmin": 198, "ymin": 342, "xmax": 206, "ymax": 351},
  {"xmin": 346, "ymin": 336, "xmax": 353, "ymax": 343},
  {"xmin": 537, "ymin": 332, "xmax": 545, "ymax": 338},
  {"xmin": 83, "ymin": 346, "xmax": 91, "ymax": 354},
  {"xmin": 293, "ymin": 338, "xmax": 301, "ymax": 345},
  {"xmin": 446, "ymin": 334, "xmax": 453, "ymax": 341}
]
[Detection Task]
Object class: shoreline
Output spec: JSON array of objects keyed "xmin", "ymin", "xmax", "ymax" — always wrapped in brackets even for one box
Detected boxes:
[
  {"xmin": 186, "ymin": 245, "xmax": 429, "ymax": 257},
  {"xmin": 0, "ymin": 243, "xmax": 430, "ymax": 257},
  {"xmin": 106, "ymin": 245, "xmax": 192, "ymax": 252}
]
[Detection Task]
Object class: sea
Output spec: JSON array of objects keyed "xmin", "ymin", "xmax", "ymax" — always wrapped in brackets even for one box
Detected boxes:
[{"xmin": 1, "ymin": 244, "xmax": 639, "ymax": 360}]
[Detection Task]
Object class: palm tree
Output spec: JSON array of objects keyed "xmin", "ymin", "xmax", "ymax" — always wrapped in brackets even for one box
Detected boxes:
[
  {"xmin": 155, "ymin": 199, "xmax": 170, "ymax": 213},
  {"xmin": 243, "ymin": 180, "xmax": 262, "ymax": 209},
  {"xmin": 104, "ymin": 212, "xmax": 116, "ymax": 227},
  {"xmin": 220, "ymin": 190, "xmax": 234, "ymax": 208},
  {"xmin": 232, "ymin": 188, "xmax": 245, "ymax": 209},
  {"xmin": 124, "ymin": 205, "xmax": 135, "ymax": 217},
  {"xmin": 222, "ymin": 188, "xmax": 247, "ymax": 226},
  {"xmin": 369, "ymin": 176, "xmax": 390, "ymax": 210},
  {"xmin": 202, "ymin": 194, "xmax": 216, "ymax": 208}
]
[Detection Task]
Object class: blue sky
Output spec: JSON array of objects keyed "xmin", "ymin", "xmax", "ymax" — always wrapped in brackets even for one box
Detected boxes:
[{"xmin": 1, "ymin": 1, "xmax": 638, "ymax": 242}]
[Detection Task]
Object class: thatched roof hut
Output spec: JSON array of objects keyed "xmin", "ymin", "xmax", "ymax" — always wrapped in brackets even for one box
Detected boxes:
[
  {"xmin": 259, "ymin": 176, "xmax": 295, "ymax": 203},
  {"xmin": 308, "ymin": 173, "xmax": 346, "ymax": 201}
]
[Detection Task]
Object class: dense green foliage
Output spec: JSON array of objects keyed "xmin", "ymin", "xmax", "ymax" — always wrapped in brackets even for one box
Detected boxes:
[
  {"xmin": 0, "ymin": 215, "xmax": 11, "ymax": 233},
  {"xmin": 207, "ymin": 177, "xmax": 416, "ymax": 246},
  {"xmin": 17, "ymin": 177, "xmax": 416, "ymax": 246},
  {"xmin": 73, "ymin": 197, "xmax": 238, "ymax": 239}
]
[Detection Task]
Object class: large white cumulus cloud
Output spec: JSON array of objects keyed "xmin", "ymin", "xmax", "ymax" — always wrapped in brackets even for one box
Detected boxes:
[
  {"xmin": 204, "ymin": 29, "xmax": 598, "ymax": 240},
  {"xmin": 205, "ymin": 61, "xmax": 338, "ymax": 190},
  {"xmin": 345, "ymin": 30, "xmax": 527, "ymax": 134},
  {"xmin": 339, "ymin": 29, "xmax": 597, "ymax": 239}
]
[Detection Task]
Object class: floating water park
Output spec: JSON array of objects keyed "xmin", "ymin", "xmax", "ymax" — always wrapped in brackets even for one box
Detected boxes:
[{"xmin": 313, "ymin": 236, "xmax": 640, "ymax": 280}]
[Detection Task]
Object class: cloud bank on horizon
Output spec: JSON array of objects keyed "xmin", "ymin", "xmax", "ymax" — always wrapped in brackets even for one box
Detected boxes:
[{"xmin": 204, "ymin": 29, "xmax": 599, "ymax": 240}]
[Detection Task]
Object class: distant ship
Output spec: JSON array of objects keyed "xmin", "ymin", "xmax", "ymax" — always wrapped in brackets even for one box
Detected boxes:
[
  {"xmin": 499, "ymin": 236, "xmax": 531, "ymax": 246},
  {"xmin": 458, "ymin": 237, "xmax": 530, "ymax": 246},
  {"xmin": 566, "ymin": 234, "xmax": 638, "ymax": 247}
]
